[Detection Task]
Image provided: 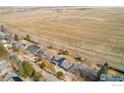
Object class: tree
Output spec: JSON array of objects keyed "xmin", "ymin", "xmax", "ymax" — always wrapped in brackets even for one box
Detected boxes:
[
  {"xmin": 0, "ymin": 45, "xmax": 7, "ymax": 58},
  {"xmin": 26, "ymin": 34, "xmax": 30, "ymax": 41},
  {"xmin": 40, "ymin": 62, "xmax": 46, "ymax": 69},
  {"xmin": 17, "ymin": 61, "xmax": 35, "ymax": 78},
  {"xmin": 57, "ymin": 71, "xmax": 64, "ymax": 79},
  {"xmin": 17, "ymin": 62, "xmax": 25, "ymax": 77},
  {"xmin": 14, "ymin": 34, "xmax": 19, "ymax": 41},
  {"xmin": 1, "ymin": 25, "xmax": 6, "ymax": 32},
  {"xmin": 4, "ymin": 37, "xmax": 10, "ymax": 41},
  {"xmin": 11, "ymin": 45, "xmax": 19, "ymax": 53},
  {"xmin": 34, "ymin": 71, "xmax": 42, "ymax": 81},
  {"xmin": 23, "ymin": 61, "xmax": 35, "ymax": 78}
]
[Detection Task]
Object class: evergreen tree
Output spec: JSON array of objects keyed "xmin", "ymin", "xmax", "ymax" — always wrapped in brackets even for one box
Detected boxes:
[{"xmin": 14, "ymin": 34, "xmax": 19, "ymax": 41}]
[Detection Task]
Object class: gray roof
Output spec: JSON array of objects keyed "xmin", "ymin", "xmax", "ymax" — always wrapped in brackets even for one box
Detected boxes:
[
  {"xmin": 59, "ymin": 60, "xmax": 72, "ymax": 71},
  {"xmin": 69, "ymin": 64, "xmax": 98, "ymax": 80},
  {"xmin": 13, "ymin": 41, "xmax": 25, "ymax": 48},
  {"xmin": 27, "ymin": 45, "xmax": 41, "ymax": 53},
  {"xmin": 52, "ymin": 56, "xmax": 72, "ymax": 71},
  {"xmin": 0, "ymin": 60, "xmax": 7, "ymax": 73}
]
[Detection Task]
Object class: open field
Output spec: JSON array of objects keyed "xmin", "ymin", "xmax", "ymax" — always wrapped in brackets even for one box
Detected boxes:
[{"xmin": 0, "ymin": 7, "xmax": 124, "ymax": 67}]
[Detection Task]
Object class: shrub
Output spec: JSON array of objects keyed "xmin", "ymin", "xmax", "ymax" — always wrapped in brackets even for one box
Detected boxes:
[
  {"xmin": 63, "ymin": 50, "xmax": 69, "ymax": 55},
  {"xmin": 11, "ymin": 45, "xmax": 19, "ymax": 53},
  {"xmin": 25, "ymin": 34, "xmax": 30, "ymax": 41},
  {"xmin": 0, "ymin": 45, "xmax": 7, "ymax": 58},
  {"xmin": 34, "ymin": 71, "xmax": 42, "ymax": 81},
  {"xmin": 40, "ymin": 62, "xmax": 46, "ymax": 69},
  {"xmin": 57, "ymin": 71, "xmax": 64, "ymax": 79}
]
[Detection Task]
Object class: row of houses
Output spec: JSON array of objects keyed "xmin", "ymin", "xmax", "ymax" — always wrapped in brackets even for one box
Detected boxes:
[
  {"xmin": 50, "ymin": 55, "xmax": 104, "ymax": 80},
  {"xmin": 0, "ymin": 25, "xmax": 110, "ymax": 81}
]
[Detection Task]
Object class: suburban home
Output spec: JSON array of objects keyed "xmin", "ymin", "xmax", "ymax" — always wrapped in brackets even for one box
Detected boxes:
[
  {"xmin": 3, "ymin": 73, "xmax": 23, "ymax": 81},
  {"xmin": 69, "ymin": 63, "xmax": 102, "ymax": 80},
  {"xmin": 3, "ymin": 42, "xmax": 12, "ymax": 48},
  {"xmin": 51, "ymin": 56, "xmax": 72, "ymax": 71},
  {"xmin": 27, "ymin": 45, "xmax": 41, "ymax": 54},
  {"xmin": 0, "ymin": 60, "xmax": 8, "ymax": 75},
  {"xmin": 13, "ymin": 41, "xmax": 26, "ymax": 49},
  {"xmin": 59, "ymin": 60, "xmax": 73, "ymax": 71},
  {"xmin": 0, "ymin": 39, "xmax": 7, "ymax": 44},
  {"xmin": 0, "ymin": 31, "xmax": 11, "ymax": 40},
  {"xmin": 51, "ymin": 56, "xmax": 65, "ymax": 65}
]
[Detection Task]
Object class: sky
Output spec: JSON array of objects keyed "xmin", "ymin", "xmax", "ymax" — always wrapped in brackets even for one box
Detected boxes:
[{"xmin": 0, "ymin": 0, "xmax": 124, "ymax": 6}]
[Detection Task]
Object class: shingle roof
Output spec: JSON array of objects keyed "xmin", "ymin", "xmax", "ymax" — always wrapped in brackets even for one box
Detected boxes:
[
  {"xmin": 27, "ymin": 45, "xmax": 41, "ymax": 53},
  {"xmin": 69, "ymin": 64, "xmax": 98, "ymax": 80},
  {"xmin": 59, "ymin": 60, "xmax": 72, "ymax": 71}
]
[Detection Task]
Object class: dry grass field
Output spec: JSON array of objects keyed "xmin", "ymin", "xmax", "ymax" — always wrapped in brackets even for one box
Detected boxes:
[{"xmin": 0, "ymin": 7, "xmax": 124, "ymax": 67}]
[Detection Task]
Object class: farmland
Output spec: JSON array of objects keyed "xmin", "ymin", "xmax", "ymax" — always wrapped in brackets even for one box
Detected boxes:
[{"xmin": 0, "ymin": 7, "xmax": 124, "ymax": 67}]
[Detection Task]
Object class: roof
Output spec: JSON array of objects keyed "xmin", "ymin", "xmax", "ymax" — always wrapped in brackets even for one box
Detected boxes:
[
  {"xmin": 11, "ymin": 77, "xmax": 23, "ymax": 81},
  {"xmin": 0, "ymin": 31, "xmax": 5, "ymax": 36},
  {"xmin": 52, "ymin": 56, "xmax": 65, "ymax": 65},
  {"xmin": 27, "ymin": 45, "xmax": 41, "ymax": 53},
  {"xmin": 69, "ymin": 64, "xmax": 98, "ymax": 80},
  {"xmin": 4, "ymin": 73, "xmax": 23, "ymax": 81},
  {"xmin": 13, "ymin": 41, "xmax": 25, "ymax": 48},
  {"xmin": 52, "ymin": 56, "xmax": 72, "ymax": 71},
  {"xmin": 59, "ymin": 60, "xmax": 73, "ymax": 71},
  {"xmin": 0, "ymin": 60, "xmax": 7, "ymax": 73}
]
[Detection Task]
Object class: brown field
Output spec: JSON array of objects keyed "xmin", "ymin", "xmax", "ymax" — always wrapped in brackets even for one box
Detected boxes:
[{"xmin": 0, "ymin": 7, "xmax": 124, "ymax": 67}]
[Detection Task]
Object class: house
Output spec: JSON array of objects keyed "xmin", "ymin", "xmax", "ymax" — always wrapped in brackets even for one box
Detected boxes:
[
  {"xmin": 0, "ymin": 31, "xmax": 11, "ymax": 40},
  {"xmin": 69, "ymin": 63, "xmax": 102, "ymax": 80},
  {"xmin": 13, "ymin": 41, "xmax": 26, "ymax": 49},
  {"xmin": 4, "ymin": 73, "xmax": 23, "ymax": 81},
  {"xmin": 51, "ymin": 56, "xmax": 72, "ymax": 71},
  {"xmin": 0, "ymin": 60, "xmax": 7, "ymax": 75},
  {"xmin": 27, "ymin": 45, "xmax": 41, "ymax": 54},
  {"xmin": 59, "ymin": 60, "xmax": 73, "ymax": 71},
  {"xmin": 0, "ymin": 40, "xmax": 7, "ymax": 44},
  {"xmin": 51, "ymin": 56, "xmax": 65, "ymax": 65},
  {"xmin": 3, "ymin": 42, "xmax": 12, "ymax": 48}
]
